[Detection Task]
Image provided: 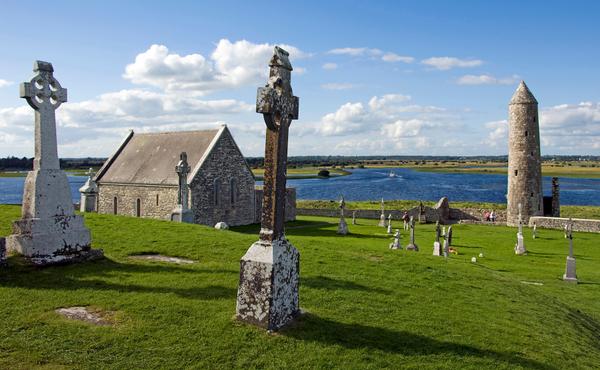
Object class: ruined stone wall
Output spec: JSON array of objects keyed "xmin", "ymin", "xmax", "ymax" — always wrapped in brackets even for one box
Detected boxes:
[
  {"xmin": 529, "ymin": 216, "xmax": 600, "ymax": 233},
  {"xmin": 507, "ymin": 101, "xmax": 543, "ymax": 226},
  {"xmin": 189, "ymin": 132, "xmax": 256, "ymax": 227},
  {"xmin": 255, "ymin": 187, "xmax": 296, "ymax": 222},
  {"xmin": 97, "ymin": 183, "xmax": 178, "ymax": 219}
]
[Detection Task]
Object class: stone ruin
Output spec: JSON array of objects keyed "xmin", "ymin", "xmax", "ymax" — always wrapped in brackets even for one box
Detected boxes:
[
  {"xmin": 6, "ymin": 61, "xmax": 103, "ymax": 265},
  {"xmin": 236, "ymin": 47, "xmax": 300, "ymax": 331}
]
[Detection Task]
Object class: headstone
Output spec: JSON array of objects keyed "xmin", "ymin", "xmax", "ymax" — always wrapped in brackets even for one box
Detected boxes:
[
  {"xmin": 471, "ymin": 257, "xmax": 477, "ymax": 263},
  {"xmin": 532, "ymin": 223, "xmax": 537, "ymax": 239},
  {"xmin": 79, "ymin": 168, "xmax": 98, "ymax": 212},
  {"xmin": 478, "ymin": 252, "xmax": 484, "ymax": 258},
  {"xmin": 6, "ymin": 61, "xmax": 102, "ymax": 265},
  {"xmin": 564, "ymin": 224, "xmax": 568, "ymax": 239},
  {"xmin": 214, "ymin": 222, "xmax": 229, "ymax": 230},
  {"xmin": 389, "ymin": 229, "xmax": 402, "ymax": 250},
  {"xmin": 514, "ymin": 203, "xmax": 527, "ymax": 255},
  {"xmin": 0, "ymin": 237, "xmax": 6, "ymax": 266},
  {"xmin": 236, "ymin": 47, "xmax": 300, "ymax": 331},
  {"xmin": 418, "ymin": 201, "xmax": 426, "ymax": 224},
  {"xmin": 563, "ymin": 219, "xmax": 577, "ymax": 283},
  {"xmin": 432, "ymin": 221, "xmax": 442, "ymax": 256},
  {"xmin": 378, "ymin": 198, "xmax": 386, "ymax": 227},
  {"xmin": 386, "ymin": 214, "xmax": 392, "ymax": 235},
  {"xmin": 406, "ymin": 216, "xmax": 419, "ymax": 251},
  {"xmin": 337, "ymin": 195, "xmax": 348, "ymax": 235},
  {"xmin": 171, "ymin": 152, "xmax": 194, "ymax": 223},
  {"xmin": 443, "ymin": 226, "xmax": 452, "ymax": 257},
  {"xmin": 446, "ymin": 225, "xmax": 453, "ymax": 247},
  {"xmin": 352, "ymin": 210, "xmax": 356, "ymax": 225}
]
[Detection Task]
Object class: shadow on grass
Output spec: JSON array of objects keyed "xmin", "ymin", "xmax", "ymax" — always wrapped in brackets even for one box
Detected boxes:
[
  {"xmin": 566, "ymin": 308, "xmax": 600, "ymax": 350},
  {"xmin": 302, "ymin": 275, "xmax": 391, "ymax": 294},
  {"xmin": 283, "ymin": 313, "xmax": 555, "ymax": 369},
  {"xmin": 231, "ymin": 220, "xmax": 390, "ymax": 240},
  {"xmin": 0, "ymin": 257, "xmax": 237, "ymax": 300}
]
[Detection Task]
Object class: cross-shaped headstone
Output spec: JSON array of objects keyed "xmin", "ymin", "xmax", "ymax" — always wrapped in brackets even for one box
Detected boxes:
[
  {"xmin": 339, "ymin": 195, "xmax": 346, "ymax": 218},
  {"xmin": 20, "ymin": 61, "xmax": 67, "ymax": 171},
  {"xmin": 86, "ymin": 167, "xmax": 95, "ymax": 178},
  {"xmin": 435, "ymin": 221, "xmax": 441, "ymax": 243},
  {"xmin": 567, "ymin": 218, "xmax": 574, "ymax": 257},
  {"xmin": 175, "ymin": 152, "xmax": 190, "ymax": 209},
  {"xmin": 256, "ymin": 46, "xmax": 299, "ymax": 242}
]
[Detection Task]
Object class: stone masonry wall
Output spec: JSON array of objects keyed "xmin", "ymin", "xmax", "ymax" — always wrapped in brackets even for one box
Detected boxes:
[
  {"xmin": 97, "ymin": 183, "xmax": 178, "ymax": 219},
  {"xmin": 529, "ymin": 216, "xmax": 600, "ymax": 233},
  {"xmin": 190, "ymin": 131, "xmax": 256, "ymax": 227},
  {"xmin": 507, "ymin": 100, "xmax": 543, "ymax": 226}
]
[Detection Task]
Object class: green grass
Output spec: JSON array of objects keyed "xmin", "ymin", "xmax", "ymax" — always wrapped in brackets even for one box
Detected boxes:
[{"xmin": 1, "ymin": 204, "xmax": 600, "ymax": 368}]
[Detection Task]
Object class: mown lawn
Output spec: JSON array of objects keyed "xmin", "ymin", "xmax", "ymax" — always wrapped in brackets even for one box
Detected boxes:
[{"xmin": 1, "ymin": 204, "xmax": 599, "ymax": 369}]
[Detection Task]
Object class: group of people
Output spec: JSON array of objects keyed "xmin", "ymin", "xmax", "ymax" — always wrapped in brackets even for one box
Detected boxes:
[{"xmin": 483, "ymin": 210, "xmax": 497, "ymax": 222}]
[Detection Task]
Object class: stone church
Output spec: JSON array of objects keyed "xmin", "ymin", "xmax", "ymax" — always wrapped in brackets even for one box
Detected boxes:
[{"xmin": 94, "ymin": 124, "xmax": 295, "ymax": 226}]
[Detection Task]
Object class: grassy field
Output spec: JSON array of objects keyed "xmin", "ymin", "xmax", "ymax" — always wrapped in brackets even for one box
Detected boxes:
[
  {"xmin": 297, "ymin": 199, "xmax": 600, "ymax": 220},
  {"xmin": 1, "ymin": 205, "xmax": 600, "ymax": 368}
]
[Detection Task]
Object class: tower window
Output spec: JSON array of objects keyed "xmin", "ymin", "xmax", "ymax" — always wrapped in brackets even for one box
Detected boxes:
[
  {"xmin": 136, "ymin": 198, "xmax": 141, "ymax": 217},
  {"xmin": 531, "ymin": 151, "xmax": 534, "ymax": 156},
  {"xmin": 531, "ymin": 192, "xmax": 534, "ymax": 197},
  {"xmin": 525, "ymin": 131, "xmax": 528, "ymax": 137},
  {"xmin": 514, "ymin": 170, "xmax": 518, "ymax": 176},
  {"xmin": 156, "ymin": 194, "xmax": 159, "ymax": 206},
  {"xmin": 113, "ymin": 197, "xmax": 118, "ymax": 215}
]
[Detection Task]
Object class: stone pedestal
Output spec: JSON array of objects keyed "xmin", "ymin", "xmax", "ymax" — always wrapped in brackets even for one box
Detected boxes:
[
  {"xmin": 563, "ymin": 256, "xmax": 577, "ymax": 283},
  {"xmin": 79, "ymin": 169, "xmax": 98, "ymax": 212},
  {"xmin": 433, "ymin": 241, "xmax": 441, "ymax": 256},
  {"xmin": 514, "ymin": 233, "xmax": 527, "ymax": 255},
  {"xmin": 337, "ymin": 218, "xmax": 348, "ymax": 235},
  {"xmin": 7, "ymin": 169, "xmax": 102, "ymax": 265},
  {"xmin": 171, "ymin": 205, "xmax": 194, "ymax": 223},
  {"xmin": 378, "ymin": 213, "xmax": 386, "ymax": 227},
  {"xmin": 236, "ymin": 238, "xmax": 300, "ymax": 330},
  {"xmin": 406, "ymin": 243, "xmax": 419, "ymax": 251}
]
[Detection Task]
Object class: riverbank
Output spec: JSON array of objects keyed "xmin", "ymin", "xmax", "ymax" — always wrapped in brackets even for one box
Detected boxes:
[
  {"xmin": 252, "ymin": 166, "xmax": 352, "ymax": 180},
  {"xmin": 297, "ymin": 200, "xmax": 600, "ymax": 220}
]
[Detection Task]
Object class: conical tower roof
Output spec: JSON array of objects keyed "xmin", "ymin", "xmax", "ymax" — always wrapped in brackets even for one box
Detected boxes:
[{"xmin": 510, "ymin": 81, "xmax": 538, "ymax": 104}]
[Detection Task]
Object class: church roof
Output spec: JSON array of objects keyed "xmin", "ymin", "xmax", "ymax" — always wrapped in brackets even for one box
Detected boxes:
[
  {"xmin": 510, "ymin": 81, "xmax": 538, "ymax": 105},
  {"xmin": 96, "ymin": 128, "xmax": 222, "ymax": 186}
]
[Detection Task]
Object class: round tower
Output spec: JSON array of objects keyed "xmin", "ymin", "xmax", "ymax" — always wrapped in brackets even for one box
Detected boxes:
[{"xmin": 507, "ymin": 81, "xmax": 543, "ymax": 226}]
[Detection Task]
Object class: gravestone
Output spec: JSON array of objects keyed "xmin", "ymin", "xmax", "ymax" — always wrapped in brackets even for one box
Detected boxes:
[
  {"xmin": 6, "ymin": 61, "xmax": 102, "ymax": 265},
  {"xmin": 418, "ymin": 201, "xmax": 426, "ymax": 224},
  {"xmin": 446, "ymin": 225, "xmax": 453, "ymax": 247},
  {"xmin": 236, "ymin": 47, "xmax": 300, "ymax": 331},
  {"xmin": 433, "ymin": 221, "xmax": 442, "ymax": 256},
  {"xmin": 406, "ymin": 216, "xmax": 419, "ymax": 251},
  {"xmin": 79, "ymin": 168, "xmax": 98, "ymax": 212},
  {"xmin": 563, "ymin": 219, "xmax": 577, "ymax": 283},
  {"xmin": 337, "ymin": 196, "xmax": 348, "ymax": 235},
  {"xmin": 532, "ymin": 223, "xmax": 537, "ymax": 239},
  {"xmin": 389, "ymin": 229, "xmax": 402, "ymax": 250},
  {"xmin": 443, "ymin": 226, "xmax": 452, "ymax": 256},
  {"xmin": 514, "ymin": 203, "xmax": 527, "ymax": 255},
  {"xmin": 170, "ymin": 152, "xmax": 194, "ymax": 223},
  {"xmin": 378, "ymin": 198, "xmax": 386, "ymax": 227},
  {"xmin": 352, "ymin": 210, "xmax": 356, "ymax": 225},
  {"xmin": 387, "ymin": 214, "xmax": 392, "ymax": 235}
]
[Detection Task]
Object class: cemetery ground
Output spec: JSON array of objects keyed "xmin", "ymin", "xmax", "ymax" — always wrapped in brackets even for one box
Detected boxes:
[{"xmin": 1, "ymin": 205, "xmax": 599, "ymax": 369}]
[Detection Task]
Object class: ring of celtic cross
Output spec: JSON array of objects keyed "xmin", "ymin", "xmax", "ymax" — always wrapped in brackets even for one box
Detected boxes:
[{"xmin": 22, "ymin": 72, "xmax": 67, "ymax": 111}]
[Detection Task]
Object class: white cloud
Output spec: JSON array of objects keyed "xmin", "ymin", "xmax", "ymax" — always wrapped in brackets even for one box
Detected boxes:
[
  {"xmin": 457, "ymin": 74, "xmax": 520, "ymax": 85},
  {"xmin": 124, "ymin": 40, "xmax": 307, "ymax": 95},
  {"xmin": 368, "ymin": 94, "xmax": 412, "ymax": 111},
  {"xmin": 421, "ymin": 57, "xmax": 483, "ymax": 70},
  {"xmin": 321, "ymin": 83, "xmax": 355, "ymax": 90},
  {"xmin": 327, "ymin": 47, "xmax": 382, "ymax": 56},
  {"xmin": 0, "ymin": 79, "xmax": 13, "ymax": 88},
  {"xmin": 320, "ymin": 102, "xmax": 369, "ymax": 136},
  {"xmin": 322, "ymin": 62, "xmax": 338, "ymax": 70},
  {"xmin": 382, "ymin": 53, "xmax": 414, "ymax": 63},
  {"xmin": 484, "ymin": 120, "xmax": 508, "ymax": 147}
]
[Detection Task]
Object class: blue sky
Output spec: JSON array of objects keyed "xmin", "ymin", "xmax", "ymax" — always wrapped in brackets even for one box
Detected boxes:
[{"xmin": 1, "ymin": 0, "xmax": 599, "ymax": 157}]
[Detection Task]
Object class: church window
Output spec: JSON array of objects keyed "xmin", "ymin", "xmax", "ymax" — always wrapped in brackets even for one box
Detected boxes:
[
  {"xmin": 113, "ymin": 197, "xmax": 118, "ymax": 215},
  {"xmin": 230, "ymin": 179, "xmax": 236, "ymax": 206},
  {"xmin": 156, "ymin": 194, "xmax": 159, "ymax": 206},
  {"xmin": 525, "ymin": 131, "xmax": 528, "ymax": 137},
  {"xmin": 214, "ymin": 179, "xmax": 220, "ymax": 206},
  {"xmin": 514, "ymin": 170, "xmax": 518, "ymax": 176},
  {"xmin": 531, "ymin": 192, "xmax": 534, "ymax": 197},
  {"xmin": 136, "ymin": 198, "xmax": 141, "ymax": 217}
]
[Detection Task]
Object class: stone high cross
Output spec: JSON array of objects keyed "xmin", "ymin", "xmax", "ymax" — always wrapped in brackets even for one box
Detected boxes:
[
  {"xmin": 175, "ymin": 152, "xmax": 191, "ymax": 209},
  {"xmin": 563, "ymin": 218, "xmax": 577, "ymax": 283},
  {"xmin": 21, "ymin": 61, "xmax": 67, "ymax": 171},
  {"xmin": 339, "ymin": 195, "xmax": 346, "ymax": 218},
  {"xmin": 236, "ymin": 47, "xmax": 301, "ymax": 331},
  {"xmin": 256, "ymin": 46, "xmax": 299, "ymax": 242}
]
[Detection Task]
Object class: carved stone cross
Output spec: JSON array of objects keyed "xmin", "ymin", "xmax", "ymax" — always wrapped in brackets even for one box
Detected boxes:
[
  {"xmin": 175, "ymin": 152, "xmax": 190, "ymax": 209},
  {"xmin": 339, "ymin": 195, "xmax": 346, "ymax": 218},
  {"xmin": 256, "ymin": 46, "xmax": 299, "ymax": 242},
  {"xmin": 21, "ymin": 61, "xmax": 67, "ymax": 171}
]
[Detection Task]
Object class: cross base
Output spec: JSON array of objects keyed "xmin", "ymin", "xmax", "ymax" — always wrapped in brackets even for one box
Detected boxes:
[
  {"xmin": 406, "ymin": 243, "xmax": 419, "ymax": 252},
  {"xmin": 515, "ymin": 233, "xmax": 527, "ymax": 255},
  {"xmin": 236, "ymin": 238, "xmax": 300, "ymax": 331},
  {"xmin": 563, "ymin": 256, "xmax": 578, "ymax": 283},
  {"xmin": 170, "ymin": 205, "xmax": 194, "ymax": 223},
  {"xmin": 433, "ymin": 241, "xmax": 442, "ymax": 256},
  {"xmin": 337, "ymin": 218, "xmax": 348, "ymax": 235}
]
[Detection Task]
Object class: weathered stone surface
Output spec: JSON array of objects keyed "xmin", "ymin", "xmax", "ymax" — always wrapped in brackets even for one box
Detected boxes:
[
  {"xmin": 507, "ymin": 81, "xmax": 543, "ymax": 226},
  {"xmin": 7, "ymin": 61, "xmax": 101, "ymax": 265},
  {"xmin": 406, "ymin": 217, "xmax": 419, "ymax": 251},
  {"xmin": 551, "ymin": 177, "xmax": 560, "ymax": 217},
  {"xmin": 254, "ymin": 187, "xmax": 296, "ymax": 223},
  {"xmin": 432, "ymin": 241, "xmax": 442, "ymax": 256},
  {"xmin": 129, "ymin": 254, "xmax": 195, "ymax": 264},
  {"xmin": 389, "ymin": 229, "xmax": 401, "ymax": 250},
  {"xmin": 435, "ymin": 197, "xmax": 450, "ymax": 223},
  {"xmin": 56, "ymin": 307, "xmax": 113, "ymax": 326},
  {"xmin": 214, "ymin": 221, "xmax": 229, "ymax": 230},
  {"xmin": 236, "ymin": 46, "xmax": 300, "ymax": 331},
  {"xmin": 563, "ymin": 220, "xmax": 578, "ymax": 283},
  {"xmin": 171, "ymin": 152, "xmax": 194, "ymax": 223},
  {"xmin": 79, "ymin": 168, "xmax": 98, "ymax": 212},
  {"xmin": 528, "ymin": 216, "xmax": 600, "ymax": 233},
  {"xmin": 515, "ymin": 233, "xmax": 526, "ymax": 255}
]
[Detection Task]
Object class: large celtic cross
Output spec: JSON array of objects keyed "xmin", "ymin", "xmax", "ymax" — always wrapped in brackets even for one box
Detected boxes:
[
  {"xmin": 20, "ymin": 61, "xmax": 67, "ymax": 170},
  {"xmin": 175, "ymin": 152, "xmax": 190, "ymax": 209},
  {"xmin": 256, "ymin": 47, "xmax": 299, "ymax": 242}
]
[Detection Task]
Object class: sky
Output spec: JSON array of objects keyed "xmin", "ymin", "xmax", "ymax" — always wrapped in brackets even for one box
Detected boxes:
[{"xmin": 1, "ymin": 0, "xmax": 599, "ymax": 158}]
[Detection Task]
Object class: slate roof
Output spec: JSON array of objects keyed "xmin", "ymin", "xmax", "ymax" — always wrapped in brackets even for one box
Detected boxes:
[{"xmin": 96, "ymin": 129, "xmax": 221, "ymax": 186}]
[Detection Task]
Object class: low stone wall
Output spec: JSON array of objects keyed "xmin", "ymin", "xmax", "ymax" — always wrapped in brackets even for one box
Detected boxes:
[
  {"xmin": 529, "ymin": 216, "xmax": 600, "ymax": 233},
  {"xmin": 450, "ymin": 208, "xmax": 507, "ymax": 223}
]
